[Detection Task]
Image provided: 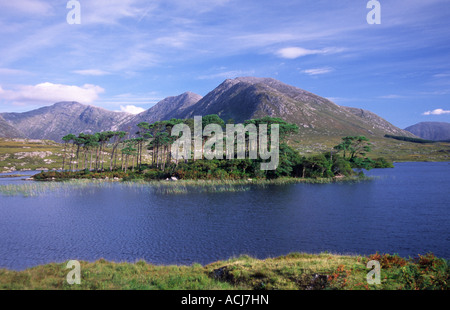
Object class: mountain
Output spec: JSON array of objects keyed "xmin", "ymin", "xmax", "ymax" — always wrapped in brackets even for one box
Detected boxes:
[
  {"xmin": 178, "ymin": 77, "xmax": 415, "ymax": 137},
  {"xmin": 0, "ymin": 115, "xmax": 25, "ymax": 138},
  {"xmin": 0, "ymin": 77, "xmax": 416, "ymax": 141},
  {"xmin": 404, "ymin": 122, "xmax": 450, "ymax": 141},
  {"xmin": 0, "ymin": 101, "xmax": 133, "ymax": 142},
  {"xmin": 121, "ymin": 92, "xmax": 202, "ymax": 133}
]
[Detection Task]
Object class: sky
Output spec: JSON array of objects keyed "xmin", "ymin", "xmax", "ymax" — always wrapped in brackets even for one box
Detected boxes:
[{"xmin": 0, "ymin": 0, "xmax": 449, "ymax": 129}]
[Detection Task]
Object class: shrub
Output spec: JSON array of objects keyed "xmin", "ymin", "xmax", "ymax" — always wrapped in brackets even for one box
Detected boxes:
[
  {"xmin": 367, "ymin": 253, "xmax": 407, "ymax": 268},
  {"xmin": 371, "ymin": 157, "xmax": 394, "ymax": 168},
  {"xmin": 332, "ymin": 156, "xmax": 354, "ymax": 176}
]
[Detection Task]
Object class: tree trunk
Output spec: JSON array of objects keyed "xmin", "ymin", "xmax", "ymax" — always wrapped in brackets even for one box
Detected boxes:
[
  {"xmin": 69, "ymin": 144, "xmax": 74, "ymax": 172},
  {"xmin": 62, "ymin": 142, "xmax": 67, "ymax": 171},
  {"xmin": 156, "ymin": 144, "xmax": 160, "ymax": 169},
  {"xmin": 100, "ymin": 143, "xmax": 105, "ymax": 171},
  {"xmin": 90, "ymin": 149, "xmax": 94, "ymax": 171},
  {"xmin": 76, "ymin": 145, "xmax": 80, "ymax": 171}
]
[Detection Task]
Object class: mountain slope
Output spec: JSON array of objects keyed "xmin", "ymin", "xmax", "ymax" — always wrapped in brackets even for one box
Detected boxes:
[
  {"xmin": 0, "ymin": 102, "xmax": 133, "ymax": 142},
  {"xmin": 121, "ymin": 92, "xmax": 202, "ymax": 133},
  {"xmin": 340, "ymin": 106, "xmax": 414, "ymax": 137},
  {"xmin": 179, "ymin": 77, "xmax": 415, "ymax": 138},
  {"xmin": 0, "ymin": 115, "xmax": 25, "ymax": 138},
  {"xmin": 404, "ymin": 122, "xmax": 450, "ymax": 141}
]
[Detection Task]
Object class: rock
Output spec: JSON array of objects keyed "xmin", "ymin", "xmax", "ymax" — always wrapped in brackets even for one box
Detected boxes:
[
  {"xmin": 305, "ymin": 273, "xmax": 328, "ymax": 290},
  {"xmin": 14, "ymin": 151, "xmax": 53, "ymax": 159}
]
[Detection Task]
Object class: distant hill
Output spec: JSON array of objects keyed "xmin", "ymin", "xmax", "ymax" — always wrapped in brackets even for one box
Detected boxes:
[
  {"xmin": 0, "ymin": 77, "xmax": 416, "ymax": 141},
  {"xmin": 404, "ymin": 122, "xmax": 450, "ymax": 141},
  {"xmin": 0, "ymin": 102, "xmax": 133, "ymax": 142},
  {"xmin": 121, "ymin": 92, "xmax": 203, "ymax": 134}
]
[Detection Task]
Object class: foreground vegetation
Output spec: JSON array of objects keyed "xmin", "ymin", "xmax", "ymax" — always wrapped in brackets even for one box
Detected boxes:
[{"xmin": 0, "ymin": 252, "xmax": 447, "ymax": 290}]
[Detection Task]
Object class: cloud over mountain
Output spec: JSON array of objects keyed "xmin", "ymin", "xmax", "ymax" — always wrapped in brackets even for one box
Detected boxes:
[
  {"xmin": 423, "ymin": 109, "xmax": 450, "ymax": 115},
  {"xmin": 0, "ymin": 83, "xmax": 104, "ymax": 106}
]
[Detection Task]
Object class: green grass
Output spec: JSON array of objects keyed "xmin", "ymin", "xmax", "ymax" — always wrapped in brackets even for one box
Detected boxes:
[
  {"xmin": 0, "ymin": 138, "xmax": 64, "ymax": 173},
  {"xmin": 291, "ymin": 135, "xmax": 450, "ymax": 162},
  {"xmin": 0, "ymin": 253, "xmax": 447, "ymax": 290}
]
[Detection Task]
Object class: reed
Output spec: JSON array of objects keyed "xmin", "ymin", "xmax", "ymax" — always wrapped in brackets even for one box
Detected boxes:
[{"xmin": 0, "ymin": 175, "xmax": 371, "ymax": 197}]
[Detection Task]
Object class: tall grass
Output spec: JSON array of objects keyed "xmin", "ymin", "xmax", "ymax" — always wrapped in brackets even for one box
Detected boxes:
[{"xmin": 0, "ymin": 176, "xmax": 372, "ymax": 197}]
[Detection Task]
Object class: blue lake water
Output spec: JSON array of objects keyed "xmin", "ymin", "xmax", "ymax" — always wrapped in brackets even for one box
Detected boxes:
[{"xmin": 0, "ymin": 162, "xmax": 449, "ymax": 270}]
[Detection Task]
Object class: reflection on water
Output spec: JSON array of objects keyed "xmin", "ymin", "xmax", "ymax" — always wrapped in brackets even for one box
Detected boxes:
[{"xmin": 0, "ymin": 162, "xmax": 449, "ymax": 270}]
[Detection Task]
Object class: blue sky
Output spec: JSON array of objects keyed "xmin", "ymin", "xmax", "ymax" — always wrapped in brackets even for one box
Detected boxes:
[{"xmin": 0, "ymin": 0, "xmax": 449, "ymax": 129}]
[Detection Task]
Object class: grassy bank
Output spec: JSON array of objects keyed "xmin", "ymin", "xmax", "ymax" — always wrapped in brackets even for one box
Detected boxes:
[{"xmin": 0, "ymin": 252, "xmax": 447, "ymax": 290}]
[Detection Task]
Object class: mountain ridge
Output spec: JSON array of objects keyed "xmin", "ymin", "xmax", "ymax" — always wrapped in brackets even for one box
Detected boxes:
[
  {"xmin": 0, "ymin": 101, "xmax": 133, "ymax": 141},
  {"xmin": 404, "ymin": 122, "xmax": 450, "ymax": 141},
  {"xmin": 120, "ymin": 92, "xmax": 203, "ymax": 133},
  {"xmin": 179, "ymin": 77, "xmax": 416, "ymax": 138},
  {"xmin": 0, "ymin": 77, "xmax": 416, "ymax": 141}
]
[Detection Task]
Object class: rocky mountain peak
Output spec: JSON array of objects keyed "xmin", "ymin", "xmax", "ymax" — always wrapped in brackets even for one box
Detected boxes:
[{"xmin": 0, "ymin": 77, "xmax": 418, "ymax": 141}]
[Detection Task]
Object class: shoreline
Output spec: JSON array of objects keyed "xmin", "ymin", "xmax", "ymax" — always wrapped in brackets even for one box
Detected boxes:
[
  {"xmin": 2, "ymin": 160, "xmax": 450, "ymax": 175},
  {"xmin": 28, "ymin": 174, "xmax": 373, "ymax": 185},
  {"xmin": 0, "ymin": 175, "xmax": 373, "ymax": 196}
]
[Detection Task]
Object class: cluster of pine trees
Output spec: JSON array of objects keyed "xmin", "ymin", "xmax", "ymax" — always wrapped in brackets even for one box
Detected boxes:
[
  {"xmin": 57, "ymin": 115, "xmax": 390, "ymax": 180},
  {"xmin": 60, "ymin": 115, "xmax": 298, "ymax": 173}
]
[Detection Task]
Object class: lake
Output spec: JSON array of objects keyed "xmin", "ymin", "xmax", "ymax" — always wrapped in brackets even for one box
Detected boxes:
[{"xmin": 0, "ymin": 162, "xmax": 449, "ymax": 270}]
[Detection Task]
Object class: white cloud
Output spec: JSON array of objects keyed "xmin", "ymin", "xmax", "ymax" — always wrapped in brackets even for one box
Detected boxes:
[
  {"xmin": 276, "ymin": 47, "xmax": 322, "ymax": 59},
  {"xmin": 72, "ymin": 69, "xmax": 111, "ymax": 76},
  {"xmin": 0, "ymin": 68, "xmax": 31, "ymax": 76},
  {"xmin": 379, "ymin": 94, "xmax": 406, "ymax": 99},
  {"xmin": 433, "ymin": 73, "xmax": 450, "ymax": 78},
  {"xmin": 276, "ymin": 47, "xmax": 344, "ymax": 59},
  {"xmin": 0, "ymin": 0, "xmax": 53, "ymax": 16},
  {"xmin": 301, "ymin": 67, "xmax": 333, "ymax": 75},
  {"xmin": 422, "ymin": 109, "xmax": 450, "ymax": 115},
  {"xmin": 82, "ymin": 0, "xmax": 147, "ymax": 24},
  {"xmin": 0, "ymin": 82, "xmax": 104, "ymax": 106},
  {"xmin": 99, "ymin": 93, "xmax": 161, "ymax": 111},
  {"xmin": 119, "ymin": 105, "xmax": 145, "ymax": 114}
]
